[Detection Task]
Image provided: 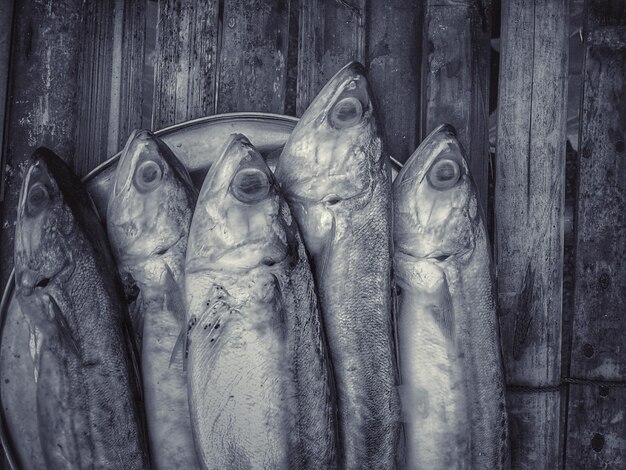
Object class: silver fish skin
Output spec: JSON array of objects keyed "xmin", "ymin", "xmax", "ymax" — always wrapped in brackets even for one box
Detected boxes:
[
  {"xmin": 393, "ymin": 125, "xmax": 510, "ymax": 470},
  {"xmin": 13, "ymin": 148, "xmax": 150, "ymax": 469},
  {"xmin": 275, "ymin": 62, "xmax": 402, "ymax": 470},
  {"xmin": 185, "ymin": 134, "xmax": 337, "ymax": 470},
  {"xmin": 107, "ymin": 130, "xmax": 201, "ymax": 469}
]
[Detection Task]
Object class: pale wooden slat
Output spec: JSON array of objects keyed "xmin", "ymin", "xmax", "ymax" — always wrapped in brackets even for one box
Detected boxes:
[
  {"xmin": 566, "ymin": 1, "xmax": 626, "ymax": 466},
  {"xmin": 296, "ymin": 0, "xmax": 365, "ymax": 116},
  {"xmin": 421, "ymin": 0, "xmax": 491, "ymax": 208},
  {"xmin": 0, "ymin": 0, "xmax": 84, "ymax": 290},
  {"xmin": 365, "ymin": 0, "xmax": 422, "ymax": 164},
  {"xmin": 495, "ymin": 0, "xmax": 569, "ymax": 468},
  {"xmin": 152, "ymin": 0, "xmax": 220, "ymax": 130},
  {"xmin": 216, "ymin": 0, "xmax": 291, "ymax": 114}
]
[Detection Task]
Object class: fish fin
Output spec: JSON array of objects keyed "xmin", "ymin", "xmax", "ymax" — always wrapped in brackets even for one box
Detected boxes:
[
  {"xmin": 161, "ymin": 263, "xmax": 187, "ymax": 328},
  {"xmin": 128, "ymin": 291, "xmax": 145, "ymax": 352},
  {"xmin": 47, "ymin": 296, "xmax": 81, "ymax": 358},
  {"xmin": 170, "ymin": 315, "xmax": 197, "ymax": 371},
  {"xmin": 318, "ymin": 214, "xmax": 337, "ymax": 282},
  {"xmin": 28, "ymin": 322, "xmax": 42, "ymax": 383}
]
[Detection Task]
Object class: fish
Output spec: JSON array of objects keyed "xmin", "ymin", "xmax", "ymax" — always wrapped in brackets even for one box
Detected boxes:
[
  {"xmin": 275, "ymin": 62, "xmax": 402, "ymax": 469},
  {"xmin": 13, "ymin": 147, "xmax": 150, "ymax": 469},
  {"xmin": 393, "ymin": 124, "xmax": 509, "ymax": 469},
  {"xmin": 107, "ymin": 130, "xmax": 201, "ymax": 469},
  {"xmin": 184, "ymin": 134, "xmax": 337, "ymax": 469}
]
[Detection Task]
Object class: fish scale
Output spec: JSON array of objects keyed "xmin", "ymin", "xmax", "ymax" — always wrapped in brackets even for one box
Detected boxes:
[
  {"xmin": 393, "ymin": 124, "xmax": 509, "ymax": 470},
  {"xmin": 14, "ymin": 148, "xmax": 149, "ymax": 469},
  {"xmin": 185, "ymin": 134, "xmax": 337, "ymax": 469}
]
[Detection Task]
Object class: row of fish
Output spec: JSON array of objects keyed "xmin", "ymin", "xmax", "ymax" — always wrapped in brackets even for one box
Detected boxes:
[{"xmin": 12, "ymin": 62, "xmax": 509, "ymax": 469}]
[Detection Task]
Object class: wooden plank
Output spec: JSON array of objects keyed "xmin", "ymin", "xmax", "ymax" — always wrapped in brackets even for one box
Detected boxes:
[
  {"xmin": 495, "ymin": 0, "xmax": 569, "ymax": 469},
  {"xmin": 0, "ymin": 0, "xmax": 84, "ymax": 290},
  {"xmin": 365, "ymin": 0, "xmax": 422, "ymax": 164},
  {"xmin": 74, "ymin": 0, "xmax": 116, "ymax": 176},
  {"xmin": 566, "ymin": 385, "xmax": 626, "ymax": 468},
  {"xmin": 296, "ymin": 0, "xmax": 365, "ymax": 116},
  {"xmin": 216, "ymin": 0, "xmax": 291, "ymax": 114},
  {"xmin": 566, "ymin": 1, "xmax": 626, "ymax": 467},
  {"xmin": 110, "ymin": 0, "xmax": 147, "ymax": 154},
  {"xmin": 421, "ymin": 0, "xmax": 491, "ymax": 206},
  {"xmin": 0, "ymin": 0, "xmax": 15, "ymax": 204},
  {"xmin": 152, "ymin": 0, "xmax": 220, "ymax": 129}
]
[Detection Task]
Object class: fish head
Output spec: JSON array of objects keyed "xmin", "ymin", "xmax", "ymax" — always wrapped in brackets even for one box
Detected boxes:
[
  {"xmin": 186, "ymin": 134, "xmax": 291, "ymax": 275},
  {"xmin": 393, "ymin": 125, "xmax": 481, "ymax": 262},
  {"xmin": 275, "ymin": 61, "xmax": 382, "ymax": 255},
  {"xmin": 107, "ymin": 130, "xmax": 197, "ymax": 278},
  {"xmin": 14, "ymin": 148, "xmax": 100, "ymax": 298}
]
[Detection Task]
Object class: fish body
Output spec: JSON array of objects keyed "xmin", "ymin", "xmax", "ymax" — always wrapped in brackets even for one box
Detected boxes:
[
  {"xmin": 275, "ymin": 62, "xmax": 402, "ymax": 469},
  {"xmin": 393, "ymin": 125, "xmax": 509, "ymax": 469},
  {"xmin": 107, "ymin": 130, "xmax": 201, "ymax": 469},
  {"xmin": 185, "ymin": 134, "xmax": 337, "ymax": 469},
  {"xmin": 13, "ymin": 148, "xmax": 149, "ymax": 469}
]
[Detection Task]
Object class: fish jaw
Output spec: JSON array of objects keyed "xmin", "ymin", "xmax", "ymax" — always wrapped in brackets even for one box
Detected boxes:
[
  {"xmin": 275, "ymin": 62, "xmax": 381, "ymax": 206},
  {"xmin": 393, "ymin": 124, "xmax": 480, "ymax": 263},
  {"xmin": 186, "ymin": 133, "xmax": 290, "ymax": 276},
  {"xmin": 107, "ymin": 129, "xmax": 197, "ymax": 283}
]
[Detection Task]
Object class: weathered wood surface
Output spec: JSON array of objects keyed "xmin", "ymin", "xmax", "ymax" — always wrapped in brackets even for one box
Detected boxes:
[
  {"xmin": 296, "ymin": 0, "xmax": 365, "ymax": 116},
  {"xmin": 74, "ymin": 0, "xmax": 116, "ymax": 176},
  {"xmin": 495, "ymin": 0, "xmax": 569, "ymax": 469},
  {"xmin": 0, "ymin": 0, "xmax": 84, "ymax": 290},
  {"xmin": 110, "ymin": 0, "xmax": 147, "ymax": 154},
  {"xmin": 566, "ymin": 385, "xmax": 626, "ymax": 469},
  {"xmin": 366, "ymin": 0, "xmax": 422, "ymax": 164},
  {"xmin": 0, "ymin": 0, "xmax": 14, "ymax": 204},
  {"xmin": 421, "ymin": 0, "xmax": 491, "ymax": 206},
  {"xmin": 566, "ymin": 1, "xmax": 626, "ymax": 467},
  {"xmin": 217, "ymin": 0, "xmax": 291, "ymax": 114},
  {"xmin": 152, "ymin": 0, "xmax": 219, "ymax": 129}
]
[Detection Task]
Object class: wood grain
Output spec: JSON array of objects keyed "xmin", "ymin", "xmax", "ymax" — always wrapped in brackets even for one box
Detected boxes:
[
  {"xmin": 111, "ymin": 0, "xmax": 147, "ymax": 153},
  {"xmin": 566, "ymin": 1, "xmax": 626, "ymax": 467},
  {"xmin": 0, "ymin": 0, "xmax": 84, "ymax": 290},
  {"xmin": 152, "ymin": 0, "xmax": 219, "ymax": 129},
  {"xmin": 495, "ymin": 0, "xmax": 569, "ymax": 468},
  {"xmin": 0, "ymin": 0, "xmax": 15, "ymax": 206},
  {"xmin": 296, "ymin": 0, "xmax": 365, "ymax": 116},
  {"xmin": 365, "ymin": 0, "xmax": 422, "ymax": 164},
  {"xmin": 421, "ymin": 0, "xmax": 491, "ymax": 208},
  {"xmin": 217, "ymin": 0, "xmax": 291, "ymax": 114}
]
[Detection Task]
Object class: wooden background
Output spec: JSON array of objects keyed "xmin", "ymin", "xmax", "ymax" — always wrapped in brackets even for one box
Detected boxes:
[{"xmin": 0, "ymin": 0, "xmax": 624, "ymax": 468}]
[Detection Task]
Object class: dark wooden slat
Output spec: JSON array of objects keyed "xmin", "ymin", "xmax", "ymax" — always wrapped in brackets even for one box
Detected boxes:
[
  {"xmin": 152, "ymin": 0, "xmax": 220, "ymax": 129},
  {"xmin": 0, "ymin": 0, "xmax": 84, "ymax": 290},
  {"xmin": 111, "ymin": 0, "xmax": 147, "ymax": 153},
  {"xmin": 421, "ymin": 0, "xmax": 491, "ymax": 207},
  {"xmin": 217, "ymin": 0, "xmax": 291, "ymax": 114},
  {"xmin": 0, "ymin": 0, "xmax": 14, "ymax": 205},
  {"xmin": 296, "ymin": 0, "xmax": 365, "ymax": 116},
  {"xmin": 566, "ymin": 385, "xmax": 626, "ymax": 468},
  {"xmin": 74, "ymin": 0, "xmax": 116, "ymax": 176},
  {"xmin": 495, "ymin": 0, "xmax": 569, "ymax": 468},
  {"xmin": 365, "ymin": 0, "xmax": 422, "ymax": 164},
  {"xmin": 566, "ymin": 1, "xmax": 626, "ymax": 467}
]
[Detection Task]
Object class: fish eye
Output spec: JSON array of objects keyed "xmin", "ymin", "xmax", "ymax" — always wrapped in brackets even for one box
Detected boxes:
[
  {"xmin": 329, "ymin": 97, "xmax": 363, "ymax": 129},
  {"xmin": 231, "ymin": 168, "xmax": 270, "ymax": 203},
  {"xmin": 133, "ymin": 160, "xmax": 163, "ymax": 193},
  {"xmin": 428, "ymin": 158, "xmax": 461, "ymax": 190},
  {"xmin": 27, "ymin": 182, "xmax": 49, "ymax": 214}
]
